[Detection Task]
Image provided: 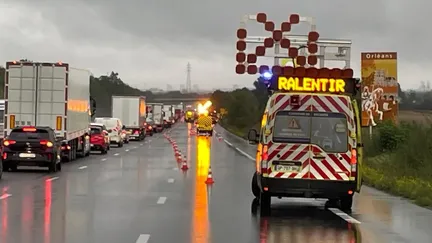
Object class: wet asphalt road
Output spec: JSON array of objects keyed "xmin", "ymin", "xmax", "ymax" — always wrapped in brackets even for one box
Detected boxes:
[{"xmin": 0, "ymin": 122, "xmax": 431, "ymax": 243}]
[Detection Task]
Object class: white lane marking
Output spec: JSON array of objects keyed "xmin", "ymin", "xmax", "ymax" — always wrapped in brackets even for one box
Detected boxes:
[
  {"xmin": 0, "ymin": 194, "xmax": 12, "ymax": 200},
  {"xmin": 168, "ymin": 178, "xmax": 175, "ymax": 183},
  {"xmin": 328, "ymin": 208, "xmax": 361, "ymax": 224},
  {"xmin": 157, "ymin": 197, "xmax": 167, "ymax": 204},
  {"xmin": 132, "ymin": 146, "xmax": 137, "ymax": 149},
  {"xmin": 101, "ymin": 158, "xmax": 107, "ymax": 161},
  {"xmin": 135, "ymin": 234, "xmax": 150, "ymax": 243},
  {"xmin": 78, "ymin": 166, "xmax": 87, "ymax": 170},
  {"xmin": 140, "ymin": 143, "xmax": 143, "ymax": 146},
  {"xmin": 173, "ymin": 167, "xmax": 179, "ymax": 171},
  {"xmin": 46, "ymin": 177, "xmax": 59, "ymax": 182},
  {"xmin": 224, "ymin": 139, "xmax": 233, "ymax": 146},
  {"xmin": 114, "ymin": 153, "xmax": 119, "ymax": 156},
  {"xmin": 235, "ymin": 147, "xmax": 255, "ymax": 161},
  {"xmin": 125, "ymin": 149, "xmax": 129, "ymax": 152}
]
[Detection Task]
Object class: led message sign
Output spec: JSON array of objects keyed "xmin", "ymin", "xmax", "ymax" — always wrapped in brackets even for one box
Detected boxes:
[{"xmin": 274, "ymin": 77, "xmax": 355, "ymax": 94}]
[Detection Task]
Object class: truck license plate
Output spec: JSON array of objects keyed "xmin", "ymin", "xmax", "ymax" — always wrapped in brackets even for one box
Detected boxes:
[
  {"xmin": 275, "ymin": 165, "xmax": 300, "ymax": 172},
  {"xmin": 19, "ymin": 153, "xmax": 36, "ymax": 158}
]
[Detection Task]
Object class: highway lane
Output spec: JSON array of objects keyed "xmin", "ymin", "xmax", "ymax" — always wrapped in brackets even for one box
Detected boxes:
[
  {"xmin": 0, "ymin": 130, "xmax": 172, "ymax": 243},
  {"xmin": 1, "ymin": 121, "xmax": 430, "ymax": 243},
  {"xmin": 216, "ymin": 125, "xmax": 432, "ymax": 243}
]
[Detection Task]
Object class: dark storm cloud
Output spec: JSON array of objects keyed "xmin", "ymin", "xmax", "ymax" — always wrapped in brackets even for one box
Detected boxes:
[{"xmin": 3, "ymin": 0, "xmax": 432, "ymax": 89}]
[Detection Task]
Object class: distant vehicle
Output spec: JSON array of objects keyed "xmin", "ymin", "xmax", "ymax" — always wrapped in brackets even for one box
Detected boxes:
[
  {"xmin": 94, "ymin": 117, "xmax": 124, "ymax": 147},
  {"xmin": 147, "ymin": 103, "xmax": 164, "ymax": 133},
  {"xmin": 163, "ymin": 105, "xmax": 174, "ymax": 128},
  {"xmin": 112, "ymin": 96, "xmax": 146, "ymax": 141},
  {"xmin": 89, "ymin": 123, "xmax": 110, "ymax": 154},
  {"xmin": 2, "ymin": 126, "xmax": 62, "ymax": 172},
  {"xmin": 4, "ymin": 61, "xmax": 92, "ymax": 162},
  {"xmin": 145, "ymin": 117, "xmax": 154, "ymax": 136}
]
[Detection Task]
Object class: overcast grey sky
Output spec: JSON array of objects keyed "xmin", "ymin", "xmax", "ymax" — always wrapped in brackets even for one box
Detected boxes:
[{"xmin": 0, "ymin": 0, "xmax": 429, "ymax": 90}]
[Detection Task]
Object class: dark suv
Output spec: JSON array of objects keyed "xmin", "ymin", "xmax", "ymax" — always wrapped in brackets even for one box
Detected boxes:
[{"xmin": 2, "ymin": 126, "xmax": 62, "ymax": 172}]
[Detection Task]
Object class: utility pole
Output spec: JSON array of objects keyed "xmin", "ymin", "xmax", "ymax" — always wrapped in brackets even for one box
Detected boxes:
[{"xmin": 186, "ymin": 62, "xmax": 192, "ymax": 93}]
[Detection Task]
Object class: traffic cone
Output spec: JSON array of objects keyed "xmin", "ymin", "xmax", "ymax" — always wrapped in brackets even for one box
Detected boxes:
[
  {"xmin": 181, "ymin": 160, "xmax": 188, "ymax": 170},
  {"xmin": 205, "ymin": 166, "xmax": 214, "ymax": 184},
  {"xmin": 218, "ymin": 137, "xmax": 222, "ymax": 142},
  {"xmin": 175, "ymin": 150, "xmax": 180, "ymax": 156},
  {"xmin": 177, "ymin": 154, "xmax": 183, "ymax": 163}
]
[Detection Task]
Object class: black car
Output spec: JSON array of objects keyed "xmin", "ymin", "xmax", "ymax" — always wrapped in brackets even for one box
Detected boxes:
[{"xmin": 2, "ymin": 126, "xmax": 62, "ymax": 172}]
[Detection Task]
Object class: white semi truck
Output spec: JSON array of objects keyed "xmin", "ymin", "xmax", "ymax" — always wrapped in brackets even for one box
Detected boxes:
[
  {"xmin": 163, "ymin": 104, "xmax": 174, "ymax": 128},
  {"xmin": 111, "ymin": 96, "xmax": 147, "ymax": 140},
  {"xmin": 3, "ymin": 61, "xmax": 91, "ymax": 162},
  {"xmin": 147, "ymin": 103, "xmax": 164, "ymax": 132}
]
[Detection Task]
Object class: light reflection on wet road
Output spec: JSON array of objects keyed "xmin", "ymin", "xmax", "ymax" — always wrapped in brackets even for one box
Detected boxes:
[{"xmin": 0, "ymin": 122, "xmax": 430, "ymax": 242}]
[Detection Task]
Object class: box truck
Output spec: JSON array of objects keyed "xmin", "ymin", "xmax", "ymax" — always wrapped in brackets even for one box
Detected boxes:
[
  {"xmin": 111, "ymin": 96, "xmax": 146, "ymax": 141},
  {"xmin": 163, "ymin": 104, "xmax": 173, "ymax": 128},
  {"xmin": 3, "ymin": 61, "xmax": 91, "ymax": 162},
  {"xmin": 147, "ymin": 103, "xmax": 164, "ymax": 132}
]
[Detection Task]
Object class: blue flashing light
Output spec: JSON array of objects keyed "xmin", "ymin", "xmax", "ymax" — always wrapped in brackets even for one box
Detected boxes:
[{"xmin": 262, "ymin": 71, "xmax": 272, "ymax": 80}]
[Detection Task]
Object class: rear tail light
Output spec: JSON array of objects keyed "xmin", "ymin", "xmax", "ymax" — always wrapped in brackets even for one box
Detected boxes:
[
  {"xmin": 40, "ymin": 140, "xmax": 53, "ymax": 147},
  {"xmin": 261, "ymin": 145, "xmax": 268, "ymax": 161},
  {"xmin": 3, "ymin": 140, "xmax": 16, "ymax": 146},
  {"xmin": 61, "ymin": 145, "xmax": 71, "ymax": 150},
  {"xmin": 350, "ymin": 149, "xmax": 357, "ymax": 178},
  {"xmin": 148, "ymin": 126, "xmax": 152, "ymax": 129}
]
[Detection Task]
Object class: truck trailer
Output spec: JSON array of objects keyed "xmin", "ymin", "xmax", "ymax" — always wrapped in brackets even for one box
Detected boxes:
[
  {"xmin": 111, "ymin": 96, "xmax": 146, "ymax": 141},
  {"xmin": 147, "ymin": 103, "xmax": 164, "ymax": 132},
  {"xmin": 3, "ymin": 61, "xmax": 91, "ymax": 162},
  {"xmin": 163, "ymin": 105, "xmax": 173, "ymax": 128}
]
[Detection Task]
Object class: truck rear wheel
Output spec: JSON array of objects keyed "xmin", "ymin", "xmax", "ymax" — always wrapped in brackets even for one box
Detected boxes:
[
  {"xmin": 48, "ymin": 161, "xmax": 57, "ymax": 173},
  {"xmin": 252, "ymin": 172, "xmax": 260, "ymax": 199},
  {"xmin": 259, "ymin": 193, "xmax": 271, "ymax": 215},
  {"xmin": 340, "ymin": 195, "xmax": 353, "ymax": 211}
]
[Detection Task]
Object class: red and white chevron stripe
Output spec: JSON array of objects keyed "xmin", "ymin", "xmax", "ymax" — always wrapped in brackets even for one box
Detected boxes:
[{"xmin": 263, "ymin": 93, "xmax": 354, "ymax": 181}]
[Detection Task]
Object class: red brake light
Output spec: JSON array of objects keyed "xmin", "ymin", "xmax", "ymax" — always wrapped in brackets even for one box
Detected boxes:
[
  {"xmin": 351, "ymin": 149, "xmax": 357, "ymax": 164},
  {"xmin": 40, "ymin": 140, "xmax": 53, "ymax": 147},
  {"xmin": 22, "ymin": 127, "xmax": 37, "ymax": 132},
  {"xmin": 3, "ymin": 140, "xmax": 16, "ymax": 146},
  {"xmin": 262, "ymin": 145, "xmax": 269, "ymax": 161}
]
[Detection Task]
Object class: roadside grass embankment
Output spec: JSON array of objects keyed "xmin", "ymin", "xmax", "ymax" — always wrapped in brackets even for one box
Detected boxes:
[{"xmin": 219, "ymin": 111, "xmax": 432, "ymax": 208}]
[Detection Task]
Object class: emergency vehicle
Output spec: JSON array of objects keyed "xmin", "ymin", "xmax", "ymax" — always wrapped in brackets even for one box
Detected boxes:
[
  {"xmin": 248, "ymin": 73, "xmax": 363, "ymax": 213},
  {"xmin": 196, "ymin": 101, "xmax": 214, "ymax": 136},
  {"xmin": 185, "ymin": 109, "xmax": 195, "ymax": 123}
]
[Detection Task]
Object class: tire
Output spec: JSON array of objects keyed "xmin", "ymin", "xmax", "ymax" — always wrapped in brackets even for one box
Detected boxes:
[
  {"xmin": 9, "ymin": 165, "xmax": 18, "ymax": 172},
  {"xmin": 102, "ymin": 148, "xmax": 108, "ymax": 154},
  {"xmin": 259, "ymin": 192, "xmax": 271, "ymax": 215},
  {"xmin": 107, "ymin": 144, "xmax": 110, "ymax": 150},
  {"xmin": 125, "ymin": 139, "xmax": 129, "ymax": 144},
  {"xmin": 340, "ymin": 195, "xmax": 353, "ymax": 211},
  {"xmin": 2, "ymin": 164, "xmax": 8, "ymax": 172},
  {"xmin": 56, "ymin": 162, "xmax": 62, "ymax": 171},
  {"xmin": 48, "ymin": 161, "xmax": 57, "ymax": 173},
  {"xmin": 252, "ymin": 172, "xmax": 260, "ymax": 199},
  {"xmin": 118, "ymin": 141, "xmax": 123, "ymax": 148},
  {"xmin": 209, "ymin": 131, "xmax": 213, "ymax": 136}
]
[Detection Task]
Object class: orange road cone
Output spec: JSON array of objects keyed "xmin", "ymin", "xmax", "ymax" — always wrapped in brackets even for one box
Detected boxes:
[
  {"xmin": 181, "ymin": 160, "xmax": 188, "ymax": 170},
  {"xmin": 205, "ymin": 166, "xmax": 214, "ymax": 184}
]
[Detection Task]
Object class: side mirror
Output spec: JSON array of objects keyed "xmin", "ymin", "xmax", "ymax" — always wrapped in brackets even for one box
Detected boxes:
[
  {"xmin": 248, "ymin": 129, "xmax": 259, "ymax": 144},
  {"xmin": 107, "ymin": 129, "xmax": 112, "ymax": 133}
]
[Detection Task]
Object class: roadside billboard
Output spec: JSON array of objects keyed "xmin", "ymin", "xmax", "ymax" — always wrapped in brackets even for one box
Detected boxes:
[{"xmin": 360, "ymin": 52, "xmax": 398, "ymax": 127}]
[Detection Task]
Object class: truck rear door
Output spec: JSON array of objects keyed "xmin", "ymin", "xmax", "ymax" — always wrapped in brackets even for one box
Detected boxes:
[
  {"xmin": 5, "ymin": 62, "xmax": 67, "ymax": 137},
  {"xmin": 265, "ymin": 94, "xmax": 312, "ymax": 180}
]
